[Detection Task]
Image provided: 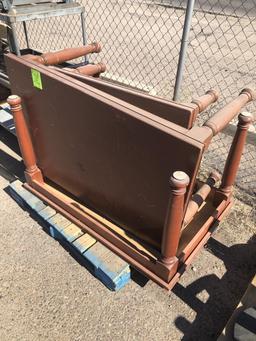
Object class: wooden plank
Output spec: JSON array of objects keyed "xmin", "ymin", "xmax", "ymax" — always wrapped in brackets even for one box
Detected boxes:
[
  {"xmin": 47, "ymin": 213, "xmax": 72, "ymax": 232},
  {"xmin": 9, "ymin": 180, "xmax": 31, "ymax": 207},
  {"xmin": 60, "ymin": 223, "xmax": 83, "ymax": 243},
  {"xmin": 83, "ymin": 243, "xmax": 131, "ymax": 291},
  {"xmin": 9, "ymin": 180, "xmax": 46, "ymax": 211},
  {"xmin": 38, "ymin": 206, "xmax": 56, "ymax": 220},
  {"xmin": 72, "ymin": 233, "xmax": 96, "ymax": 253},
  {"xmin": 27, "ymin": 195, "xmax": 46, "ymax": 212}
]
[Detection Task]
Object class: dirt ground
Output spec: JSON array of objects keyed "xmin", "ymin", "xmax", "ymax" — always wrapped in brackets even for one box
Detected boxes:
[
  {"xmin": 0, "ymin": 3, "xmax": 255, "ymax": 339},
  {"xmin": 0, "ymin": 124, "xmax": 255, "ymax": 341}
]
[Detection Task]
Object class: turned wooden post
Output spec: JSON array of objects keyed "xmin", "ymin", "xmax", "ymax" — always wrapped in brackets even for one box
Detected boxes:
[
  {"xmin": 219, "ymin": 112, "xmax": 254, "ymax": 196},
  {"xmin": 203, "ymin": 88, "xmax": 255, "ymax": 136},
  {"xmin": 183, "ymin": 170, "xmax": 221, "ymax": 226},
  {"xmin": 23, "ymin": 42, "xmax": 101, "ymax": 66},
  {"xmin": 191, "ymin": 89, "xmax": 219, "ymax": 114},
  {"xmin": 161, "ymin": 171, "xmax": 190, "ymax": 265},
  {"xmin": 66, "ymin": 62, "xmax": 106, "ymax": 77},
  {"xmin": 7, "ymin": 95, "xmax": 43, "ymax": 184}
]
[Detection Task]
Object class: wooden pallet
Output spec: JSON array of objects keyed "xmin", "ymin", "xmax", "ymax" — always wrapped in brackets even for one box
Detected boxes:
[{"xmin": 9, "ymin": 180, "xmax": 131, "ymax": 291}]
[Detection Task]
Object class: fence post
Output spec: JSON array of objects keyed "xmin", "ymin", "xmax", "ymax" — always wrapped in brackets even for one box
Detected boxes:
[
  {"xmin": 173, "ymin": 0, "xmax": 195, "ymax": 101},
  {"xmin": 80, "ymin": 10, "xmax": 88, "ymax": 63}
]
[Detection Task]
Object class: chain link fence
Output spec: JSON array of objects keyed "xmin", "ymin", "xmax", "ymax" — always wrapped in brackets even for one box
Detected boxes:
[{"xmin": 15, "ymin": 0, "xmax": 256, "ymax": 197}]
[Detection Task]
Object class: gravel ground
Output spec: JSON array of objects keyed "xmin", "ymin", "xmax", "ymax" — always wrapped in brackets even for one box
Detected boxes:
[
  {"xmin": 0, "ymin": 127, "xmax": 255, "ymax": 341},
  {"xmin": 0, "ymin": 2, "xmax": 255, "ymax": 339}
]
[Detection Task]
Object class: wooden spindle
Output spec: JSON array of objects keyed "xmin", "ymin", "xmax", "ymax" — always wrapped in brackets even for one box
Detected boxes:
[
  {"xmin": 23, "ymin": 42, "xmax": 101, "ymax": 66},
  {"xmin": 191, "ymin": 89, "xmax": 219, "ymax": 114},
  {"xmin": 219, "ymin": 111, "xmax": 254, "ymax": 196},
  {"xmin": 203, "ymin": 88, "xmax": 255, "ymax": 136},
  {"xmin": 183, "ymin": 171, "xmax": 221, "ymax": 226},
  {"xmin": 66, "ymin": 62, "xmax": 106, "ymax": 77},
  {"xmin": 7, "ymin": 95, "xmax": 43, "ymax": 184},
  {"xmin": 161, "ymin": 171, "xmax": 190, "ymax": 265}
]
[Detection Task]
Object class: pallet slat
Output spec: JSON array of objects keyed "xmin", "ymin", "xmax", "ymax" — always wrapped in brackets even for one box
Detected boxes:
[
  {"xmin": 9, "ymin": 180, "xmax": 46, "ymax": 211},
  {"xmin": 61, "ymin": 224, "xmax": 84, "ymax": 243},
  {"xmin": 84, "ymin": 243, "xmax": 131, "ymax": 291},
  {"xmin": 38, "ymin": 206, "xmax": 56, "ymax": 220},
  {"xmin": 48, "ymin": 213, "xmax": 72, "ymax": 232},
  {"xmin": 72, "ymin": 233, "xmax": 96, "ymax": 253},
  {"xmin": 9, "ymin": 179, "xmax": 131, "ymax": 291}
]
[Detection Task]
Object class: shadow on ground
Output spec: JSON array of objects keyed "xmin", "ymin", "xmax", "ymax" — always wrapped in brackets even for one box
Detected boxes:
[
  {"xmin": 173, "ymin": 236, "xmax": 256, "ymax": 340},
  {"xmin": 0, "ymin": 128, "xmax": 24, "ymax": 181},
  {"xmin": 1, "ymin": 126, "xmax": 255, "ymax": 339}
]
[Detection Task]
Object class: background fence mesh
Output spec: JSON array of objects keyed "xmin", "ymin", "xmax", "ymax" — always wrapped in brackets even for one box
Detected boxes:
[{"xmin": 15, "ymin": 0, "xmax": 256, "ymax": 197}]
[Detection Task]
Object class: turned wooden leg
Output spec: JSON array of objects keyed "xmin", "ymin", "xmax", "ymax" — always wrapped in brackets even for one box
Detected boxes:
[
  {"xmin": 65, "ymin": 62, "xmax": 106, "ymax": 77},
  {"xmin": 191, "ymin": 89, "xmax": 219, "ymax": 114},
  {"xmin": 7, "ymin": 95, "xmax": 43, "ymax": 184},
  {"xmin": 23, "ymin": 43, "xmax": 102, "ymax": 65},
  {"xmin": 219, "ymin": 111, "xmax": 253, "ymax": 196},
  {"xmin": 203, "ymin": 89, "xmax": 255, "ymax": 136},
  {"xmin": 161, "ymin": 171, "xmax": 190, "ymax": 265},
  {"xmin": 183, "ymin": 170, "xmax": 221, "ymax": 226}
]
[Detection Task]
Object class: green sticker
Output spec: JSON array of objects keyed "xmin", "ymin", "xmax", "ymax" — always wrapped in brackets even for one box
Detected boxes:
[{"xmin": 31, "ymin": 69, "xmax": 43, "ymax": 90}]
